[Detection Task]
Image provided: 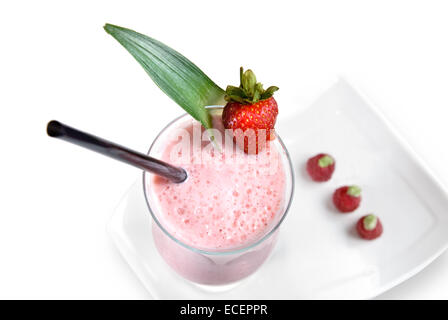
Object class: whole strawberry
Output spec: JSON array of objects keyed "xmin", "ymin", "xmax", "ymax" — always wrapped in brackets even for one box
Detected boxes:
[
  {"xmin": 333, "ymin": 185, "xmax": 362, "ymax": 213},
  {"xmin": 357, "ymin": 214, "xmax": 383, "ymax": 240},
  {"xmin": 222, "ymin": 67, "xmax": 279, "ymax": 154},
  {"xmin": 306, "ymin": 153, "xmax": 335, "ymax": 182}
]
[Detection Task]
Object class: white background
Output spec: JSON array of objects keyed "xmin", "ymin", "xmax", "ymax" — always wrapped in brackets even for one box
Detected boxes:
[{"xmin": 1, "ymin": 0, "xmax": 447, "ymax": 299}]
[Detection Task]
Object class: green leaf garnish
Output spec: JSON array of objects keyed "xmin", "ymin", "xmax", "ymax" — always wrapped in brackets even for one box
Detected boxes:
[{"xmin": 104, "ymin": 23, "xmax": 226, "ymax": 130}]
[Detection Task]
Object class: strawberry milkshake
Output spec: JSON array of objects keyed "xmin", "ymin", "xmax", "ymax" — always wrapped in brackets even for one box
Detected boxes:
[{"xmin": 144, "ymin": 108, "xmax": 294, "ymax": 285}]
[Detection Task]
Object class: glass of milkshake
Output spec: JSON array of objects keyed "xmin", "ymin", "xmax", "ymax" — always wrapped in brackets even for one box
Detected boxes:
[{"xmin": 143, "ymin": 107, "xmax": 294, "ymax": 285}]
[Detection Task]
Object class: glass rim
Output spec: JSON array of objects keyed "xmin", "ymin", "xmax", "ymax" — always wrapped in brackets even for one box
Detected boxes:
[{"xmin": 142, "ymin": 106, "xmax": 295, "ymax": 256}]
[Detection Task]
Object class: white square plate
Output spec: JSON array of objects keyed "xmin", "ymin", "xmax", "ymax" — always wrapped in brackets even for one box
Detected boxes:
[{"xmin": 108, "ymin": 79, "xmax": 448, "ymax": 299}]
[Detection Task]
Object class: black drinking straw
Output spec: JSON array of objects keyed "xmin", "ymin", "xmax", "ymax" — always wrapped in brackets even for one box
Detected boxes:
[{"xmin": 46, "ymin": 120, "xmax": 187, "ymax": 183}]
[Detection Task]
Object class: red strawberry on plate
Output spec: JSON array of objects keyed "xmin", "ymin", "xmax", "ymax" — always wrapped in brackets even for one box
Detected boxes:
[
  {"xmin": 222, "ymin": 67, "xmax": 279, "ymax": 154},
  {"xmin": 357, "ymin": 214, "xmax": 383, "ymax": 240},
  {"xmin": 306, "ymin": 153, "xmax": 335, "ymax": 182},
  {"xmin": 333, "ymin": 185, "xmax": 362, "ymax": 213}
]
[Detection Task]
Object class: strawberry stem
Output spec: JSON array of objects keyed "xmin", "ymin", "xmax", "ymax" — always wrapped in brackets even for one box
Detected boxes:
[
  {"xmin": 363, "ymin": 214, "xmax": 378, "ymax": 230},
  {"xmin": 347, "ymin": 185, "xmax": 361, "ymax": 197},
  {"xmin": 318, "ymin": 155, "xmax": 334, "ymax": 168},
  {"xmin": 225, "ymin": 67, "xmax": 278, "ymax": 104}
]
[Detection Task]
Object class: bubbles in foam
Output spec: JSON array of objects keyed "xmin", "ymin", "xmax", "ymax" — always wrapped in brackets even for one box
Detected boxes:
[{"xmin": 151, "ymin": 119, "xmax": 287, "ymax": 250}]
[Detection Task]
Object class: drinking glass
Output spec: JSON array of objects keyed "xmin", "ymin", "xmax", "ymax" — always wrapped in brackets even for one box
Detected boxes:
[{"xmin": 143, "ymin": 107, "xmax": 295, "ymax": 285}]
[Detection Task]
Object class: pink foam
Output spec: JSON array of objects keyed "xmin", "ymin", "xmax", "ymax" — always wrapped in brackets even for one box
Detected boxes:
[{"xmin": 152, "ymin": 117, "xmax": 286, "ymax": 251}]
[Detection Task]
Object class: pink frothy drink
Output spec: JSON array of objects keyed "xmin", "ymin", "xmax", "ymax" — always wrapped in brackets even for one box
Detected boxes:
[{"xmin": 144, "ymin": 108, "xmax": 294, "ymax": 285}]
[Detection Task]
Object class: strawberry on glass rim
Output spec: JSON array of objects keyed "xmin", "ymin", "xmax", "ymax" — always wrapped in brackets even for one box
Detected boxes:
[{"xmin": 222, "ymin": 68, "xmax": 279, "ymax": 154}]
